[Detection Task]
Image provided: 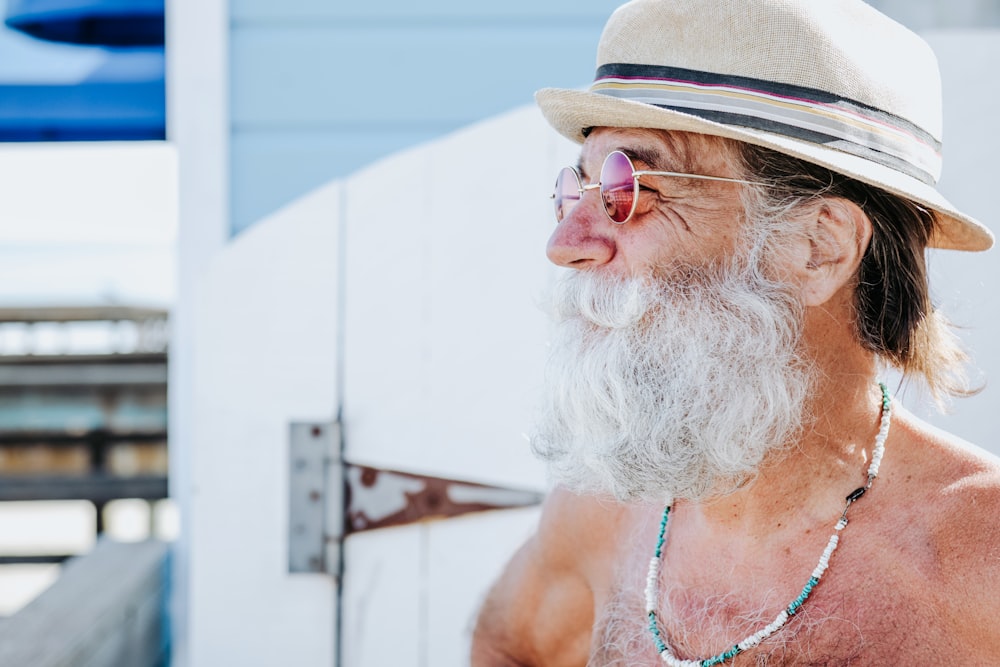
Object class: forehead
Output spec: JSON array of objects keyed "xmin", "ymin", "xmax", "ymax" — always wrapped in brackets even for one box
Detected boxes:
[{"xmin": 579, "ymin": 127, "xmax": 736, "ymax": 175}]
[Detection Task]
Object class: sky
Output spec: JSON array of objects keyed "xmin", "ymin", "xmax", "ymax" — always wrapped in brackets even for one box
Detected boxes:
[{"xmin": 0, "ymin": 141, "xmax": 176, "ymax": 308}]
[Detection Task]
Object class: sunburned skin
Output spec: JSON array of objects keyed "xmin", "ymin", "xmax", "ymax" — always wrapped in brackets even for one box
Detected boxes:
[
  {"xmin": 571, "ymin": 408, "xmax": 1000, "ymax": 666},
  {"xmin": 471, "ymin": 416, "xmax": 1000, "ymax": 666}
]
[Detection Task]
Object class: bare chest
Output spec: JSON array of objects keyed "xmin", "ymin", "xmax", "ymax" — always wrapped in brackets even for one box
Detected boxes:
[{"xmin": 589, "ymin": 534, "xmax": 964, "ymax": 666}]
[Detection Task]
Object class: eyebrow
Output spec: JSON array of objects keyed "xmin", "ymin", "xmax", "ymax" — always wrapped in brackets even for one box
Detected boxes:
[
  {"xmin": 575, "ymin": 145, "xmax": 676, "ymax": 181},
  {"xmin": 618, "ymin": 145, "xmax": 668, "ymax": 170}
]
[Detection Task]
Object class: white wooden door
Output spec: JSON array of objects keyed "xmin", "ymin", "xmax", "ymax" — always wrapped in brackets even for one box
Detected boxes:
[
  {"xmin": 338, "ymin": 107, "xmax": 577, "ymax": 666},
  {"xmin": 190, "ymin": 183, "xmax": 342, "ymax": 666},
  {"xmin": 190, "ymin": 106, "xmax": 578, "ymax": 666}
]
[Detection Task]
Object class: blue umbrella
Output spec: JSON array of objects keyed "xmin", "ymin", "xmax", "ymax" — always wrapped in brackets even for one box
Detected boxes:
[
  {"xmin": 5, "ymin": 0, "xmax": 163, "ymax": 47},
  {"xmin": 0, "ymin": 0, "xmax": 164, "ymax": 141}
]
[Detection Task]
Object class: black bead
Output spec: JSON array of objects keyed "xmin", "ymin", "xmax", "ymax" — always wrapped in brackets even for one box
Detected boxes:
[{"xmin": 846, "ymin": 487, "xmax": 866, "ymax": 503}]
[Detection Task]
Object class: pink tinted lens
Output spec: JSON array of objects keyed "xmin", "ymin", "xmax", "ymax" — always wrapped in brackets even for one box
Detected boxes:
[
  {"xmin": 600, "ymin": 151, "xmax": 636, "ymax": 223},
  {"xmin": 553, "ymin": 167, "xmax": 581, "ymax": 222}
]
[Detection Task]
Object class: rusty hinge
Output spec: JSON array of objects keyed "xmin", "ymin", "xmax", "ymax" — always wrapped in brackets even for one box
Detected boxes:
[
  {"xmin": 345, "ymin": 464, "xmax": 543, "ymax": 534},
  {"xmin": 288, "ymin": 421, "xmax": 544, "ymax": 574}
]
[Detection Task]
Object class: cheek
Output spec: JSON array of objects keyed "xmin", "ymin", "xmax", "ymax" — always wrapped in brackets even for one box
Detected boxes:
[
  {"xmin": 613, "ymin": 219, "xmax": 699, "ymax": 272},
  {"xmin": 681, "ymin": 200, "xmax": 746, "ymax": 250},
  {"xmin": 635, "ymin": 204, "xmax": 744, "ymax": 266}
]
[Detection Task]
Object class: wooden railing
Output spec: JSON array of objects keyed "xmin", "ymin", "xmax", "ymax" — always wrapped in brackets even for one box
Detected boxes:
[
  {"xmin": 0, "ymin": 539, "xmax": 170, "ymax": 667},
  {"xmin": 0, "ymin": 305, "xmax": 169, "ymax": 556}
]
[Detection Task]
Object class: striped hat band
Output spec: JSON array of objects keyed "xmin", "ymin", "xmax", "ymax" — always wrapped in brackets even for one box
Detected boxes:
[{"xmin": 590, "ymin": 63, "xmax": 942, "ymax": 186}]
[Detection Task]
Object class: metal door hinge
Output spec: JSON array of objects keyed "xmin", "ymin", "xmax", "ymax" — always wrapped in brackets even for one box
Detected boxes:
[
  {"xmin": 288, "ymin": 421, "xmax": 544, "ymax": 574},
  {"xmin": 344, "ymin": 464, "xmax": 543, "ymax": 534},
  {"xmin": 288, "ymin": 422, "xmax": 342, "ymax": 574}
]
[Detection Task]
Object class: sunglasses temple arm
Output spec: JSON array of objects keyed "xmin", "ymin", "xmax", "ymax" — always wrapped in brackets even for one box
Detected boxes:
[{"xmin": 633, "ymin": 169, "xmax": 761, "ymax": 186}]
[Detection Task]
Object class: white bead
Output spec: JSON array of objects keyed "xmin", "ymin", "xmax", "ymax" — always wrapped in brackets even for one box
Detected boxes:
[{"xmin": 661, "ymin": 654, "xmax": 699, "ymax": 667}]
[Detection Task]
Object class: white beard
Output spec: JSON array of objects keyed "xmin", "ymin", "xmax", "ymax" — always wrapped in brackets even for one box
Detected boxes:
[{"xmin": 531, "ymin": 255, "xmax": 813, "ymax": 503}]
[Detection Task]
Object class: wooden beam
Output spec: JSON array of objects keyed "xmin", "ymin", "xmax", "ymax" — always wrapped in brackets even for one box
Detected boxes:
[
  {"xmin": 0, "ymin": 555, "xmax": 72, "ymax": 565},
  {"xmin": 0, "ymin": 362, "xmax": 167, "ymax": 387},
  {"xmin": 0, "ymin": 306, "xmax": 167, "ymax": 324},
  {"xmin": 0, "ymin": 539, "xmax": 169, "ymax": 667},
  {"xmin": 0, "ymin": 475, "xmax": 168, "ymax": 502}
]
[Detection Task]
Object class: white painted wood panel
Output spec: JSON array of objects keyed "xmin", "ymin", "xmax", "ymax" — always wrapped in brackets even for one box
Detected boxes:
[
  {"xmin": 342, "ymin": 106, "xmax": 577, "ymax": 491},
  {"xmin": 425, "ymin": 508, "xmax": 542, "ymax": 665},
  {"xmin": 338, "ymin": 108, "xmax": 575, "ymax": 666},
  {"xmin": 341, "ymin": 525, "xmax": 423, "ymax": 667},
  {"xmin": 189, "ymin": 183, "xmax": 342, "ymax": 666},
  {"xmin": 341, "ymin": 508, "xmax": 541, "ymax": 667}
]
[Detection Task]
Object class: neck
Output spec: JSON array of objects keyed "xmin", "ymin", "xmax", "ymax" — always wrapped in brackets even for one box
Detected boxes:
[{"xmin": 676, "ymin": 364, "xmax": 884, "ymax": 536}]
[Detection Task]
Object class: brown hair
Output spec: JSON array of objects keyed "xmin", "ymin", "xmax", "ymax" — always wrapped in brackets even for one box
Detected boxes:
[{"xmin": 734, "ymin": 143, "xmax": 973, "ymax": 403}]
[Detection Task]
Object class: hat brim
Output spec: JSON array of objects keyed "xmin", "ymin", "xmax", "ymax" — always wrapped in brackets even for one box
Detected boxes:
[{"xmin": 536, "ymin": 87, "xmax": 993, "ymax": 252}]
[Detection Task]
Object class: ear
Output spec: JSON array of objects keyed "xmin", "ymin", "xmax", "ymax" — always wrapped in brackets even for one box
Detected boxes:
[{"xmin": 796, "ymin": 199, "xmax": 872, "ymax": 307}]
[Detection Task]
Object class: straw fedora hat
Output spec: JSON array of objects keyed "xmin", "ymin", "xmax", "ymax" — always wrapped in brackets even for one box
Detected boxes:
[{"xmin": 536, "ymin": 0, "xmax": 993, "ymax": 251}]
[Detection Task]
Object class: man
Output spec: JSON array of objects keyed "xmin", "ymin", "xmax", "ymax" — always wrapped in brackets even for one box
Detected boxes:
[{"xmin": 471, "ymin": 0, "xmax": 1000, "ymax": 665}]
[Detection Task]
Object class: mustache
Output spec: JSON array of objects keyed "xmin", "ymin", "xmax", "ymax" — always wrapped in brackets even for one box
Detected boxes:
[{"xmin": 549, "ymin": 272, "xmax": 648, "ymax": 329}]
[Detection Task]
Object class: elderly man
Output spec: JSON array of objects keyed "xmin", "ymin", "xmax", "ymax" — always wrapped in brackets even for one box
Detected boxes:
[{"xmin": 471, "ymin": 0, "xmax": 1000, "ymax": 665}]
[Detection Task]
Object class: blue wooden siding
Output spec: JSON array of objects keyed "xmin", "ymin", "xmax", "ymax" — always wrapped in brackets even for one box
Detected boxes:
[
  {"xmin": 230, "ymin": 0, "xmax": 614, "ymax": 21},
  {"xmin": 228, "ymin": 2, "xmax": 620, "ymax": 233}
]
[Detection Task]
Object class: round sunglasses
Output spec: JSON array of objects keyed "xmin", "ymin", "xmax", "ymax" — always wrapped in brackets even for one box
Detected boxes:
[{"xmin": 551, "ymin": 150, "xmax": 761, "ymax": 225}]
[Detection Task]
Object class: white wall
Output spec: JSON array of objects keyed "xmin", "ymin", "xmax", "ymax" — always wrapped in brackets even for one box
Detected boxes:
[
  {"xmin": 167, "ymin": 0, "xmax": 230, "ymax": 664},
  {"xmin": 911, "ymin": 32, "xmax": 1000, "ymax": 450}
]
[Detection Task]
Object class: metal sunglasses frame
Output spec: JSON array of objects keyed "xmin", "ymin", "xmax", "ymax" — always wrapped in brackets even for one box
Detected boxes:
[{"xmin": 552, "ymin": 149, "xmax": 763, "ymax": 225}]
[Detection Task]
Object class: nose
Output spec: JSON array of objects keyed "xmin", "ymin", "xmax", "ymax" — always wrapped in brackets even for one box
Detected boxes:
[{"xmin": 546, "ymin": 203, "xmax": 615, "ymax": 268}]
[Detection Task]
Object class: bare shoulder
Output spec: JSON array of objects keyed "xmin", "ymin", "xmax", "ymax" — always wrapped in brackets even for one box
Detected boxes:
[
  {"xmin": 885, "ymin": 408, "xmax": 1000, "ymax": 648},
  {"xmin": 891, "ymin": 407, "xmax": 1000, "ymax": 517}
]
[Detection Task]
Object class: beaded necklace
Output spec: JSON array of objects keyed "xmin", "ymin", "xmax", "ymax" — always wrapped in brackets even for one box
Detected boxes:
[{"xmin": 645, "ymin": 382, "xmax": 891, "ymax": 667}]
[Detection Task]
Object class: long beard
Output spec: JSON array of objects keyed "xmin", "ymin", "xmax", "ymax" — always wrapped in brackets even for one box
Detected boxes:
[{"xmin": 531, "ymin": 256, "xmax": 813, "ymax": 503}]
